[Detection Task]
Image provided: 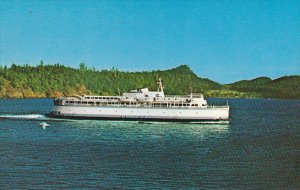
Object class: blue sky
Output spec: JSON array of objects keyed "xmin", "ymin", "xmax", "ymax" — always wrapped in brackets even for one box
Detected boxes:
[{"xmin": 0, "ymin": 0, "xmax": 299, "ymax": 83}]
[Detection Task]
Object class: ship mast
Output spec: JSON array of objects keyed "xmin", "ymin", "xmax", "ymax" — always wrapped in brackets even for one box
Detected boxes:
[
  {"xmin": 190, "ymin": 85, "xmax": 193, "ymax": 98},
  {"xmin": 157, "ymin": 78, "xmax": 164, "ymax": 95}
]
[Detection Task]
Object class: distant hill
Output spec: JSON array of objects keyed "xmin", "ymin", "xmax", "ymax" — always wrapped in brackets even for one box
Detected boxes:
[
  {"xmin": 227, "ymin": 75, "xmax": 300, "ymax": 99},
  {"xmin": 229, "ymin": 77, "xmax": 272, "ymax": 86},
  {"xmin": 0, "ymin": 62, "xmax": 299, "ymax": 99}
]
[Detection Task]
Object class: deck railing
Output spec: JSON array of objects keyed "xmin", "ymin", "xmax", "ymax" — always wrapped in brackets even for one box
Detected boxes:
[{"xmin": 60, "ymin": 101, "xmax": 229, "ymax": 109}]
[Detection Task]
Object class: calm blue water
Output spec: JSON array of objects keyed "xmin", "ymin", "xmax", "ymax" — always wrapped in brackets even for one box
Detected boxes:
[{"xmin": 0, "ymin": 98, "xmax": 299, "ymax": 189}]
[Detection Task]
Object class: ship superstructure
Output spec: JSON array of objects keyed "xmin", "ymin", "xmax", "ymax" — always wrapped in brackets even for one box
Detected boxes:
[{"xmin": 48, "ymin": 79, "xmax": 229, "ymax": 121}]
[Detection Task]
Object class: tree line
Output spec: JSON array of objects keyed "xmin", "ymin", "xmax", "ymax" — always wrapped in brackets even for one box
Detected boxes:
[{"xmin": 0, "ymin": 62, "xmax": 299, "ymax": 99}]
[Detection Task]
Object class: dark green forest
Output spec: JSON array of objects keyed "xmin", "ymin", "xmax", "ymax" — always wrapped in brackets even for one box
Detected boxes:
[
  {"xmin": 0, "ymin": 62, "xmax": 299, "ymax": 99},
  {"xmin": 227, "ymin": 76, "xmax": 300, "ymax": 99}
]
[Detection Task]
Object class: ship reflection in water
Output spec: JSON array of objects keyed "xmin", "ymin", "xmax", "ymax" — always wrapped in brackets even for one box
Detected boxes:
[{"xmin": 68, "ymin": 119, "xmax": 230, "ymax": 144}]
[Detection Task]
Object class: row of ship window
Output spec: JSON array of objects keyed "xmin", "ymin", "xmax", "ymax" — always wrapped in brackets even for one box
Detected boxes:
[
  {"xmin": 84, "ymin": 97, "xmax": 118, "ymax": 100},
  {"xmin": 84, "ymin": 96, "xmax": 188, "ymax": 101},
  {"xmin": 65, "ymin": 101, "xmax": 136, "ymax": 105},
  {"xmin": 64, "ymin": 101, "xmax": 204, "ymax": 107}
]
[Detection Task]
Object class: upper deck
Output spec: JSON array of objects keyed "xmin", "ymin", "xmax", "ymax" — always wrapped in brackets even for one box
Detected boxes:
[
  {"xmin": 54, "ymin": 94, "xmax": 210, "ymax": 109},
  {"xmin": 53, "ymin": 79, "xmax": 218, "ymax": 109}
]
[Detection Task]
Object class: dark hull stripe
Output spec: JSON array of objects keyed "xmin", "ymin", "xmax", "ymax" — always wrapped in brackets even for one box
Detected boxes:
[{"xmin": 45, "ymin": 114, "xmax": 229, "ymax": 122}]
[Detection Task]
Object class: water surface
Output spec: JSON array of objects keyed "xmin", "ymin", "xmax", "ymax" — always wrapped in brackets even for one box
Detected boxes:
[{"xmin": 0, "ymin": 98, "xmax": 299, "ymax": 189}]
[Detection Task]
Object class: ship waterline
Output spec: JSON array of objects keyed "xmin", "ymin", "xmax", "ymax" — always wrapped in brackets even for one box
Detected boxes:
[{"xmin": 48, "ymin": 79, "xmax": 230, "ymax": 121}]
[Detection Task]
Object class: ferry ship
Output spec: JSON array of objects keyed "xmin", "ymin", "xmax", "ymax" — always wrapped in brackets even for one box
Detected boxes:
[{"xmin": 47, "ymin": 79, "xmax": 230, "ymax": 122}]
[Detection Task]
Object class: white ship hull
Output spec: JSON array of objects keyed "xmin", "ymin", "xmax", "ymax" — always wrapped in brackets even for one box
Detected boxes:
[{"xmin": 49, "ymin": 105, "xmax": 230, "ymax": 121}]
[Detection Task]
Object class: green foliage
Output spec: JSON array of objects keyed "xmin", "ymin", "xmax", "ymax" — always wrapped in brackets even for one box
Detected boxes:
[
  {"xmin": 205, "ymin": 89, "xmax": 262, "ymax": 98},
  {"xmin": 0, "ymin": 63, "xmax": 299, "ymax": 99},
  {"xmin": 79, "ymin": 62, "xmax": 87, "ymax": 71},
  {"xmin": 0, "ymin": 76, "xmax": 4, "ymax": 89},
  {"xmin": 228, "ymin": 76, "xmax": 300, "ymax": 99}
]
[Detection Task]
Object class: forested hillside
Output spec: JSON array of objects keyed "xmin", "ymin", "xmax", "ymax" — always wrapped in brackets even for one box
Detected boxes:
[
  {"xmin": 0, "ymin": 62, "xmax": 299, "ymax": 99},
  {"xmin": 0, "ymin": 62, "xmax": 222, "ymax": 98},
  {"xmin": 227, "ymin": 76, "xmax": 300, "ymax": 99}
]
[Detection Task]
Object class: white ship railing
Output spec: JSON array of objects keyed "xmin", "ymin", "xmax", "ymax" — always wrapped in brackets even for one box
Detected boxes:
[{"xmin": 60, "ymin": 101, "xmax": 229, "ymax": 109}]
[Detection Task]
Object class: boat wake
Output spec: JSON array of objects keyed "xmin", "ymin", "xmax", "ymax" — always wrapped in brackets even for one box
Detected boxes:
[
  {"xmin": 0, "ymin": 114, "xmax": 72, "ymax": 122},
  {"xmin": 0, "ymin": 114, "xmax": 46, "ymax": 120}
]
